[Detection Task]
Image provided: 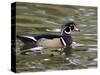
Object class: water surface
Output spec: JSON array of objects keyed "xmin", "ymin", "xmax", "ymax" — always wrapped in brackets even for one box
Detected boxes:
[{"xmin": 15, "ymin": 2, "xmax": 97, "ymax": 73}]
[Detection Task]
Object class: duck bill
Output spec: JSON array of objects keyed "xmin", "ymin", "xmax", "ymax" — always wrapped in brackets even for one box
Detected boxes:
[{"xmin": 74, "ymin": 26, "xmax": 80, "ymax": 32}]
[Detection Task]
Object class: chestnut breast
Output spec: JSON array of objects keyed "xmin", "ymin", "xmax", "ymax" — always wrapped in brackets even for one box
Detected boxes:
[{"xmin": 61, "ymin": 31, "xmax": 72, "ymax": 46}]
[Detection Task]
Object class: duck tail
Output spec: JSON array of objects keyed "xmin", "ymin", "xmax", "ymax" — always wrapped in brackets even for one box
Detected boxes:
[{"xmin": 16, "ymin": 35, "xmax": 37, "ymax": 50}]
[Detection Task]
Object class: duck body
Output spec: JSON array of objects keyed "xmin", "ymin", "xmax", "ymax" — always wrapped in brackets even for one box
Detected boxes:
[
  {"xmin": 17, "ymin": 33, "xmax": 72, "ymax": 49},
  {"xmin": 37, "ymin": 37, "xmax": 62, "ymax": 48},
  {"xmin": 17, "ymin": 21, "xmax": 79, "ymax": 50},
  {"xmin": 17, "ymin": 34, "xmax": 62, "ymax": 49}
]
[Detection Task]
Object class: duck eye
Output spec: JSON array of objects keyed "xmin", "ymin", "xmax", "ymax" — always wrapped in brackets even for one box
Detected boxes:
[{"xmin": 71, "ymin": 25, "xmax": 74, "ymax": 30}]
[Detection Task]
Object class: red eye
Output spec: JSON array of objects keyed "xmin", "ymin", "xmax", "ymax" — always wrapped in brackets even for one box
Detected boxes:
[{"xmin": 71, "ymin": 25, "xmax": 74, "ymax": 30}]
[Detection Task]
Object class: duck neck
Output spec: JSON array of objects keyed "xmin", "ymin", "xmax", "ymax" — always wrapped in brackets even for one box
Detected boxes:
[
  {"xmin": 60, "ymin": 27, "xmax": 72, "ymax": 46},
  {"xmin": 61, "ymin": 27, "xmax": 71, "ymax": 35}
]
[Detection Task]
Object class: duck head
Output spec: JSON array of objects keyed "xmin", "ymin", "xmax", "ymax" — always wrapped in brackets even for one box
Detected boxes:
[{"xmin": 61, "ymin": 21, "xmax": 80, "ymax": 34}]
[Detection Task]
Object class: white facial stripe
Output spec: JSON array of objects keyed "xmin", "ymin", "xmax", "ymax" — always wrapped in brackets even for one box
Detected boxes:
[
  {"xmin": 64, "ymin": 31, "xmax": 71, "ymax": 34},
  {"xmin": 61, "ymin": 26, "xmax": 67, "ymax": 34},
  {"xmin": 64, "ymin": 27, "xmax": 71, "ymax": 34}
]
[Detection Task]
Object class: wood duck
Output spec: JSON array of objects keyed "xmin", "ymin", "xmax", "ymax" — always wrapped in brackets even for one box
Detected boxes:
[{"xmin": 17, "ymin": 21, "xmax": 80, "ymax": 50}]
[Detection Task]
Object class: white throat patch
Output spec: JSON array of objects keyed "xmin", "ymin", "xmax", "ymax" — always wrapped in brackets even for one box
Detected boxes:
[{"xmin": 64, "ymin": 27, "xmax": 71, "ymax": 34}]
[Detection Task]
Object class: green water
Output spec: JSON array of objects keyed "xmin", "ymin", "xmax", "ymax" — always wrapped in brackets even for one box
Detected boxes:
[{"xmin": 15, "ymin": 2, "xmax": 97, "ymax": 73}]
